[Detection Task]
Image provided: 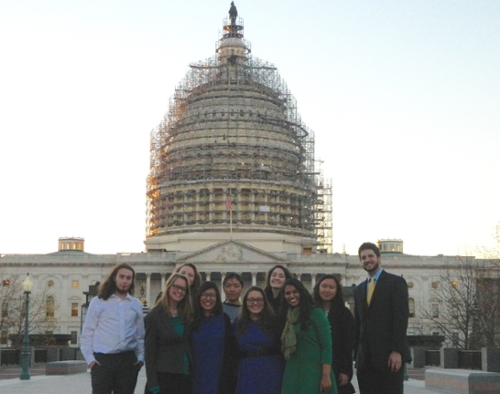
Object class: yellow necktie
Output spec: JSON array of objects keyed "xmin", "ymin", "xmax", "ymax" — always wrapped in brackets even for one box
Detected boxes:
[{"xmin": 367, "ymin": 278, "xmax": 375, "ymax": 306}]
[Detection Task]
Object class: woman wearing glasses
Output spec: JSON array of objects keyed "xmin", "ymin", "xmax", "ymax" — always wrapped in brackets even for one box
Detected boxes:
[
  {"xmin": 191, "ymin": 281, "xmax": 238, "ymax": 394},
  {"xmin": 234, "ymin": 286, "xmax": 283, "ymax": 394},
  {"xmin": 144, "ymin": 273, "xmax": 193, "ymax": 394}
]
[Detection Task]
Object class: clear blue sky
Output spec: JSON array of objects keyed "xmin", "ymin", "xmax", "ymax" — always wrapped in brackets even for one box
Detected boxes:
[{"xmin": 1, "ymin": 1, "xmax": 499, "ymax": 256}]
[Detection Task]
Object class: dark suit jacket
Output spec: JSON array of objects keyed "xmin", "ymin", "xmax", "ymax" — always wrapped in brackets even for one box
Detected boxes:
[
  {"xmin": 327, "ymin": 304, "xmax": 355, "ymax": 394},
  {"xmin": 144, "ymin": 306, "xmax": 192, "ymax": 390},
  {"xmin": 354, "ymin": 270, "xmax": 411, "ymax": 369}
]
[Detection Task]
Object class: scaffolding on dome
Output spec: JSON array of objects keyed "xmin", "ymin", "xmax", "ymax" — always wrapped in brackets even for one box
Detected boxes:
[{"xmin": 146, "ymin": 15, "xmax": 332, "ymax": 253}]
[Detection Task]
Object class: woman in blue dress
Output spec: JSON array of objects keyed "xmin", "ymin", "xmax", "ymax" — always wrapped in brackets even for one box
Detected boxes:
[
  {"xmin": 234, "ymin": 286, "xmax": 283, "ymax": 394},
  {"xmin": 191, "ymin": 281, "xmax": 238, "ymax": 394}
]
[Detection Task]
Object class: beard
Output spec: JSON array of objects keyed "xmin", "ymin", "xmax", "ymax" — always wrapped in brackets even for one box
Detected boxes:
[
  {"xmin": 115, "ymin": 287, "xmax": 129, "ymax": 295},
  {"xmin": 364, "ymin": 262, "xmax": 380, "ymax": 273}
]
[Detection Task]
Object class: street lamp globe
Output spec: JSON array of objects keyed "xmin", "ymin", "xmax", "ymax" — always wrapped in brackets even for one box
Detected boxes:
[{"xmin": 22, "ymin": 274, "xmax": 33, "ymax": 292}]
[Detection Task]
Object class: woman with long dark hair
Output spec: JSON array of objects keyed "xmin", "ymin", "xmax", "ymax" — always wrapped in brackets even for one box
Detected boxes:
[
  {"xmin": 280, "ymin": 278, "xmax": 338, "ymax": 394},
  {"xmin": 234, "ymin": 286, "xmax": 283, "ymax": 394},
  {"xmin": 263, "ymin": 265, "xmax": 293, "ymax": 312},
  {"xmin": 144, "ymin": 274, "xmax": 193, "ymax": 394},
  {"xmin": 191, "ymin": 281, "xmax": 238, "ymax": 394},
  {"xmin": 313, "ymin": 275, "xmax": 355, "ymax": 394}
]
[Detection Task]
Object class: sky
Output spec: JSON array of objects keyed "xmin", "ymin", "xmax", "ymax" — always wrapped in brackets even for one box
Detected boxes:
[{"xmin": 1, "ymin": 0, "xmax": 499, "ymax": 257}]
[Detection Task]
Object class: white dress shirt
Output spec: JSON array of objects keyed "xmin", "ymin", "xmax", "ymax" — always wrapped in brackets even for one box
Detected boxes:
[{"xmin": 80, "ymin": 293, "xmax": 145, "ymax": 365}]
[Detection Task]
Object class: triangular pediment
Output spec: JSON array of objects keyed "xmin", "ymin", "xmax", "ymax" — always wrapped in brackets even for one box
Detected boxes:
[{"xmin": 177, "ymin": 240, "xmax": 287, "ymax": 264}]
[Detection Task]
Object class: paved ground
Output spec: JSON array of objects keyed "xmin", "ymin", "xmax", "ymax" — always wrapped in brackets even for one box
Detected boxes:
[{"xmin": 0, "ymin": 365, "xmax": 451, "ymax": 394}]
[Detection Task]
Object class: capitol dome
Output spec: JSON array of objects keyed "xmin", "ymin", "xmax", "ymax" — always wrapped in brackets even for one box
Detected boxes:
[{"xmin": 145, "ymin": 6, "xmax": 331, "ymax": 254}]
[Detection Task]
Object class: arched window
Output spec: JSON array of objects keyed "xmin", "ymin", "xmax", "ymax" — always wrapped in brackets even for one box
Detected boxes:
[
  {"xmin": 408, "ymin": 298, "xmax": 415, "ymax": 317},
  {"xmin": 46, "ymin": 296, "xmax": 55, "ymax": 317}
]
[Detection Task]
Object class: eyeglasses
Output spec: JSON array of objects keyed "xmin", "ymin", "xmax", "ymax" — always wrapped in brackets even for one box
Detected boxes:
[
  {"xmin": 201, "ymin": 292, "xmax": 217, "ymax": 299},
  {"xmin": 246, "ymin": 298, "xmax": 264, "ymax": 305},
  {"xmin": 172, "ymin": 284, "xmax": 187, "ymax": 293}
]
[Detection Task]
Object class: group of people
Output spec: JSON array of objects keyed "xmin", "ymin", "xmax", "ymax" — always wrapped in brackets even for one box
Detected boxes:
[{"xmin": 81, "ymin": 242, "xmax": 410, "ymax": 394}]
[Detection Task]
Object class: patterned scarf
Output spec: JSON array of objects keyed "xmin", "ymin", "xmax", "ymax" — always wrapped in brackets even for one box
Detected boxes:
[{"xmin": 281, "ymin": 307, "xmax": 300, "ymax": 360}]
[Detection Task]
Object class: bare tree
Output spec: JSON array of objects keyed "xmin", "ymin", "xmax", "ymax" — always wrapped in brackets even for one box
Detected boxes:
[
  {"xmin": 423, "ymin": 256, "xmax": 479, "ymax": 349},
  {"xmin": 0, "ymin": 274, "xmax": 58, "ymax": 346},
  {"xmin": 475, "ymin": 276, "xmax": 500, "ymax": 347},
  {"xmin": 475, "ymin": 219, "xmax": 500, "ymax": 346},
  {"xmin": 479, "ymin": 221, "xmax": 500, "ymax": 261}
]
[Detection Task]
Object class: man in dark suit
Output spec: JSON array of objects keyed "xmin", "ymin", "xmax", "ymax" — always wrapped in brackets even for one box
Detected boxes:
[{"xmin": 354, "ymin": 242, "xmax": 411, "ymax": 394}]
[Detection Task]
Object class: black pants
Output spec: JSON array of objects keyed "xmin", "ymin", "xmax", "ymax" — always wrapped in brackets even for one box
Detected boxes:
[
  {"xmin": 157, "ymin": 372, "xmax": 191, "ymax": 394},
  {"xmin": 91, "ymin": 351, "xmax": 141, "ymax": 394},
  {"xmin": 357, "ymin": 354, "xmax": 404, "ymax": 394}
]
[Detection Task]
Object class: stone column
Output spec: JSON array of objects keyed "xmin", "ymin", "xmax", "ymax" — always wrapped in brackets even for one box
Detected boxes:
[
  {"xmin": 220, "ymin": 272, "xmax": 225, "ymax": 290},
  {"xmin": 441, "ymin": 348, "xmax": 459, "ymax": 368},
  {"xmin": 252, "ymin": 272, "xmax": 257, "ymax": 286},
  {"xmin": 146, "ymin": 273, "xmax": 151, "ymax": 307},
  {"xmin": 206, "ymin": 272, "xmax": 211, "ymax": 281},
  {"xmin": 195, "ymin": 189, "xmax": 200, "ymax": 222},
  {"xmin": 311, "ymin": 274, "xmax": 317, "ymax": 289},
  {"xmin": 209, "ymin": 190, "xmax": 214, "ymax": 223},
  {"xmin": 161, "ymin": 274, "xmax": 166, "ymax": 290},
  {"xmin": 251, "ymin": 191, "xmax": 256, "ymax": 222},
  {"xmin": 482, "ymin": 347, "xmax": 500, "ymax": 372}
]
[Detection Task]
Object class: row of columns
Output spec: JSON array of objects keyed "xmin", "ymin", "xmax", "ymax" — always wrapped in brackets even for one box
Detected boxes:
[{"xmin": 137, "ymin": 271, "xmax": 321, "ymax": 308}]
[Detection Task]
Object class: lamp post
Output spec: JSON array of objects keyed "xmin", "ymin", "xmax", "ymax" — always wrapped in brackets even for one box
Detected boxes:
[
  {"xmin": 140, "ymin": 282, "xmax": 149, "ymax": 315},
  {"xmin": 80, "ymin": 283, "xmax": 99, "ymax": 343},
  {"xmin": 20, "ymin": 273, "xmax": 33, "ymax": 380}
]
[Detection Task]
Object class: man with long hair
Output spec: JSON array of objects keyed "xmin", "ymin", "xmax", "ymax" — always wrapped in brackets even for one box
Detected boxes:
[{"xmin": 81, "ymin": 263, "xmax": 145, "ymax": 394}]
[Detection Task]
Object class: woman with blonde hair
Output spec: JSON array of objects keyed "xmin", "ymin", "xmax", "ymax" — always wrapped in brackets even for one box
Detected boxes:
[{"xmin": 144, "ymin": 273, "xmax": 193, "ymax": 394}]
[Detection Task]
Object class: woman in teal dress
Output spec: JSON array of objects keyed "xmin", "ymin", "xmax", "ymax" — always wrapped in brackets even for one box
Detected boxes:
[{"xmin": 279, "ymin": 278, "xmax": 338, "ymax": 394}]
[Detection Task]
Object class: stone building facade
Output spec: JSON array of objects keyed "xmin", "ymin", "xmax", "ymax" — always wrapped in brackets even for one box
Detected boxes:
[{"xmin": 1, "ymin": 237, "xmax": 492, "ymax": 346}]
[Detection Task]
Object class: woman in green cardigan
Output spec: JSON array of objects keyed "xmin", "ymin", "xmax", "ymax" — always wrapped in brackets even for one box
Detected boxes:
[{"xmin": 279, "ymin": 278, "xmax": 338, "ymax": 394}]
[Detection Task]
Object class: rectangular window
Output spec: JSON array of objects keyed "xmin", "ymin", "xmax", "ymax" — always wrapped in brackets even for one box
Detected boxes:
[
  {"xmin": 46, "ymin": 297, "xmax": 55, "ymax": 317},
  {"xmin": 70, "ymin": 331, "xmax": 78, "ymax": 345},
  {"xmin": 71, "ymin": 302, "xmax": 78, "ymax": 317},
  {"xmin": 1, "ymin": 330, "xmax": 7, "ymax": 345},
  {"xmin": 1, "ymin": 301, "xmax": 8, "ymax": 318},
  {"xmin": 408, "ymin": 298, "xmax": 415, "ymax": 318},
  {"xmin": 431, "ymin": 303, "xmax": 439, "ymax": 318}
]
